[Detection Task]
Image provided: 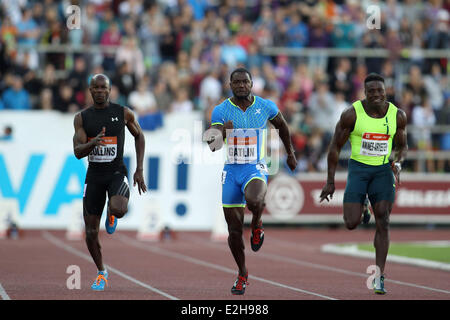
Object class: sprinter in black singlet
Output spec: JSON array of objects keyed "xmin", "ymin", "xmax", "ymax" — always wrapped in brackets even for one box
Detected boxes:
[{"xmin": 73, "ymin": 74, "xmax": 147, "ymax": 291}]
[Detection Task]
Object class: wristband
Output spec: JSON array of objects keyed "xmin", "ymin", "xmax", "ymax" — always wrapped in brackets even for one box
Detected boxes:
[{"xmin": 392, "ymin": 162, "xmax": 401, "ymax": 171}]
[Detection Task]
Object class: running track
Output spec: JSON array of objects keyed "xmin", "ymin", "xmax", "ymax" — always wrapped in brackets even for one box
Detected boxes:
[{"xmin": 1, "ymin": 228, "xmax": 449, "ymax": 303}]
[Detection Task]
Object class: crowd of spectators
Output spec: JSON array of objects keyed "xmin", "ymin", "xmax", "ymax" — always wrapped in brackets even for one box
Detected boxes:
[{"xmin": 0, "ymin": 0, "xmax": 448, "ymax": 173}]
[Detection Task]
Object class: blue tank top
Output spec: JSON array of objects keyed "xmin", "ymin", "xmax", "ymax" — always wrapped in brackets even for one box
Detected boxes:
[{"xmin": 211, "ymin": 96, "xmax": 279, "ymax": 164}]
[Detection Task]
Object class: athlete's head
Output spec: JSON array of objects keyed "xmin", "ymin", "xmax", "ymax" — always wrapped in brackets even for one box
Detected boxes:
[
  {"xmin": 230, "ymin": 68, "xmax": 253, "ymax": 99},
  {"xmin": 89, "ymin": 74, "xmax": 111, "ymax": 105},
  {"xmin": 364, "ymin": 73, "xmax": 386, "ymax": 108}
]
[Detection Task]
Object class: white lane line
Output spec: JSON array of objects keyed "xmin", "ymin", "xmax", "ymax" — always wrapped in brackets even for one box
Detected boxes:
[
  {"xmin": 0, "ymin": 283, "xmax": 11, "ymax": 300},
  {"xmin": 322, "ymin": 243, "xmax": 450, "ymax": 272},
  {"xmin": 42, "ymin": 231, "xmax": 179, "ymax": 300},
  {"xmin": 262, "ymin": 250, "xmax": 450, "ymax": 295},
  {"xmin": 185, "ymin": 234, "xmax": 450, "ymax": 295},
  {"xmin": 116, "ymin": 234, "xmax": 337, "ymax": 300}
]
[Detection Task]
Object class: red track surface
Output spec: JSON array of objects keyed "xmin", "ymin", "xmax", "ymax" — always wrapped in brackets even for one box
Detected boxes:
[{"xmin": 1, "ymin": 228, "xmax": 450, "ymax": 301}]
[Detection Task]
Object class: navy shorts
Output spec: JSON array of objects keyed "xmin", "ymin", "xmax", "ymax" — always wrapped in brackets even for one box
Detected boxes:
[{"xmin": 343, "ymin": 159, "xmax": 395, "ymax": 205}]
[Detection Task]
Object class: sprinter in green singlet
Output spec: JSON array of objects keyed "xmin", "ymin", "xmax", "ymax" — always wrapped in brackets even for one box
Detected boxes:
[{"xmin": 319, "ymin": 73, "xmax": 408, "ymax": 295}]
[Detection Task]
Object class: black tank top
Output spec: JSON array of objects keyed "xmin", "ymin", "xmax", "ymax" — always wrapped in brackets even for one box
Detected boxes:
[{"xmin": 81, "ymin": 102, "xmax": 127, "ymax": 175}]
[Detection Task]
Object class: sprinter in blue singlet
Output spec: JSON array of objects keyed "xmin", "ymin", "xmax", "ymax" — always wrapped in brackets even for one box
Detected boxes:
[{"xmin": 206, "ymin": 68, "xmax": 297, "ymax": 295}]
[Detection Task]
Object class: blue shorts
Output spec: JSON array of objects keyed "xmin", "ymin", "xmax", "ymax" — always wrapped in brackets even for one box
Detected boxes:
[
  {"xmin": 221, "ymin": 163, "xmax": 268, "ymax": 208},
  {"xmin": 344, "ymin": 159, "xmax": 396, "ymax": 205}
]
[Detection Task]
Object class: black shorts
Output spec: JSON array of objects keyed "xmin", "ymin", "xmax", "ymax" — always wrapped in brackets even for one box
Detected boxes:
[{"xmin": 83, "ymin": 170, "xmax": 130, "ymax": 216}]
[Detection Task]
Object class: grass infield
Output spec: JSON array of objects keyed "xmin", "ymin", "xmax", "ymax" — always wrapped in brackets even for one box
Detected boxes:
[{"xmin": 356, "ymin": 242, "xmax": 450, "ymax": 264}]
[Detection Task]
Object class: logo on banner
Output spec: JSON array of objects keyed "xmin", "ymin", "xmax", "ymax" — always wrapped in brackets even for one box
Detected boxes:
[{"xmin": 265, "ymin": 174, "xmax": 304, "ymax": 220}]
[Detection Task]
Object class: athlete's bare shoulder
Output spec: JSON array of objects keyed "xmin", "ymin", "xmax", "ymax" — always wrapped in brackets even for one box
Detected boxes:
[
  {"xmin": 73, "ymin": 110, "xmax": 83, "ymax": 127},
  {"xmin": 123, "ymin": 105, "xmax": 135, "ymax": 124},
  {"xmin": 339, "ymin": 105, "xmax": 356, "ymax": 129},
  {"xmin": 396, "ymin": 108, "xmax": 407, "ymax": 127}
]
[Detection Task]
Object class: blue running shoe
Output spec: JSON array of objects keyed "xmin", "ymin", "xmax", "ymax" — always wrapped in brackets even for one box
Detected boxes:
[
  {"xmin": 91, "ymin": 270, "xmax": 108, "ymax": 291},
  {"xmin": 373, "ymin": 275, "xmax": 387, "ymax": 295},
  {"xmin": 105, "ymin": 211, "xmax": 117, "ymax": 234}
]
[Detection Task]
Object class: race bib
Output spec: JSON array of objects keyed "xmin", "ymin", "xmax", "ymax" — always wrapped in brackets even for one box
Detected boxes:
[
  {"xmin": 88, "ymin": 136, "xmax": 117, "ymax": 162},
  {"xmin": 227, "ymin": 135, "xmax": 258, "ymax": 164},
  {"xmin": 360, "ymin": 133, "xmax": 390, "ymax": 156}
]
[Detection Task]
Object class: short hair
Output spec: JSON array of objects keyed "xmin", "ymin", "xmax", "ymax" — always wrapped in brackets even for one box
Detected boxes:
[
  {"xmin": 230, "ymin": 68, "xmax": 252, "ymax": 81},
  {"xmin": 364, "ymin": 73, "xmax": 385, "ymax": 85},
  {"xmin": 89, "ymin": 74, "xmax": 111, "ymax": 88}
]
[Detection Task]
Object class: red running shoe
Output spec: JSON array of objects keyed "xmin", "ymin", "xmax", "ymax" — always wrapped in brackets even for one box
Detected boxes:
[
  {"xmin": 231, "ymin": 272, "xmax": 248, "ymax": 295},
  {"xmin": 251, "ymin": 221, "xmax": 264, "ymax": 252}
]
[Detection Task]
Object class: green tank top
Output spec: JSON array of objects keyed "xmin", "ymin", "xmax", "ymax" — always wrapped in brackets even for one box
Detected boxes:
[{"xmin": 349, "ymin": 100, "xmax": 397, "ymax": 166}]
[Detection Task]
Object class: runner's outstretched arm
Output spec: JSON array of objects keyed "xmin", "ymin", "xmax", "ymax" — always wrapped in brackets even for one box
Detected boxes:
[
  {"xmin": 206, "ymin": 121, "xmax": 233, "ymax": 152},
  {"xmin": 391, "ymin": 109, "xmax": 408, "ymax": 185},
  {"xmin": 125, "ymin": 107, "xmax": 147, "ymax": 195},
  {"xmin": 269, "ymin": 112, "xmax": 297, "ymax": 171},
  {"xmin": 320, "ymin": 107, "xmax": 355, "ymax": 202},
  {"xmin": 73, "ymin": 112, "xmax": 106, "ymax": 159}
]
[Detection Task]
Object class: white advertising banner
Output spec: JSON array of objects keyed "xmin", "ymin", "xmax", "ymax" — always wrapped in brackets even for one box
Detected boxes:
[
  {"xmin": 3, "ymin": 111, "xmax": 448, "ymax": 230},
  {"xmin": 0, "ymin": 110, "xmax": 224, "ymax": 230}
]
